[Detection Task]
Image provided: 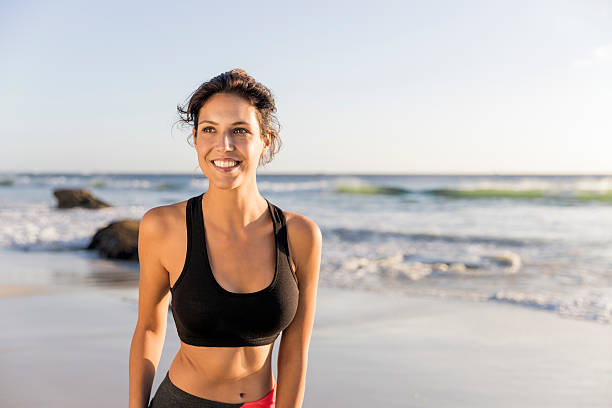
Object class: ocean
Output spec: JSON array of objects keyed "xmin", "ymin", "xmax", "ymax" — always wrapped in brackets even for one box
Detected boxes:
[{"xmin": 1, "ymin": 172, "xmax": 611, "ymax": 324}]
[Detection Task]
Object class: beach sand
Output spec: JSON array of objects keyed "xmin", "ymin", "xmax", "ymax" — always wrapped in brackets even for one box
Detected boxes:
[
  {"xmin": 0, "ymin": 284, "xmax": 56, "ymax": 298},
  {"xmin": 0, "ymin": 285, "xmax": 610, "ymax": 407}
]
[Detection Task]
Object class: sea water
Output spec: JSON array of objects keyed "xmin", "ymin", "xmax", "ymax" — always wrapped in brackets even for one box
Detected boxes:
[{"xmin": 0, "ymin": 172, "xmax": 611, "ymax": 323}]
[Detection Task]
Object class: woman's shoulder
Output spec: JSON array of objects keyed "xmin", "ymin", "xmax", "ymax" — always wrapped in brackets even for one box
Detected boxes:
[
  {"xmin": 139, "ymin": 197, "xmax": 190, "ymax": 236},
  {"xmin": 282, "ymin": 209, "xmax": 322, "ymax": 254},
  {"xmin": 282, "ymin": 210, "xmax": 321, "ymax": 240},
  {"xmin": 281, "ymin": 209, "xmax": 322, "ymax": 284}
]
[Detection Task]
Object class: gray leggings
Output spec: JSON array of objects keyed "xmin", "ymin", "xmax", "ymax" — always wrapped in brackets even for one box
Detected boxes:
[{"xmin": 149, "ymin": 370, "xmax": 245, "ymax": 408}]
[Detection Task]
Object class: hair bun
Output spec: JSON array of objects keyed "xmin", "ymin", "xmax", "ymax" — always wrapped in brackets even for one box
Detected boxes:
[{"xmin": 229, "ymin": 68, "xmax": 248, "ymax": 76}]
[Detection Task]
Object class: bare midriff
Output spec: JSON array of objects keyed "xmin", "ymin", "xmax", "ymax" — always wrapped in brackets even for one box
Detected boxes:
[{"xmin": 168, "ymin": 341, "xmax": 275, "ymax": 403}]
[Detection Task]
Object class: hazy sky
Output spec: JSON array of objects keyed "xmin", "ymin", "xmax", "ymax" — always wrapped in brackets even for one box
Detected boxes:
[{"xmin": 1, "ymin": 0, "xmax": 611, "ymax": 174}]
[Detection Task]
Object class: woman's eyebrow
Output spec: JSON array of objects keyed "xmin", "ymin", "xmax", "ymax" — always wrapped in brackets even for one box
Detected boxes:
[{"xmin": 198, "ymin": 119, "xmax": 251, "ymax": 126}]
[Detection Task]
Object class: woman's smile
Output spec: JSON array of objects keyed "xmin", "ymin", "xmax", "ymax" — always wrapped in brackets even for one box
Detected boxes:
[{"xmin": 210, "ymin": 159, "xmax": 242, "ymax": 172}]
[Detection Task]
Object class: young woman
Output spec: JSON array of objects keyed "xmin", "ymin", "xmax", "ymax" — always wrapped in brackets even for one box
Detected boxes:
[{"xmin": 129, "ymin": 69, "xmax": 322, "ymax": 408}]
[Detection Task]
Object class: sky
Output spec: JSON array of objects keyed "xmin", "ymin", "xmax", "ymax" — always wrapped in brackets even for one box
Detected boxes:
[{"xmin": 1, "ymin": 0, "xmax": 611, "ymax": 175}]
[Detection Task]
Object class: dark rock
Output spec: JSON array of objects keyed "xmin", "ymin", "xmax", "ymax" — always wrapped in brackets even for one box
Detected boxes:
[
  {"xmin": 53, "ymin": 189, "xmax": 111, "ymax": 209},
  {"xmin": 87, "ymin": 219, "xmax": 140, "ymax": 260}
]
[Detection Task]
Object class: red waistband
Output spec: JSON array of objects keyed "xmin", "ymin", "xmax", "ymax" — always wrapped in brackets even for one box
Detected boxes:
[{"xmin": 241, "ymin": 386, "xmax": 275, "ymax": 408}]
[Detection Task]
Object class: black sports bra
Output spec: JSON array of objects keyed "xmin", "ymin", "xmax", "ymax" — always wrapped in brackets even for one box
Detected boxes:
[{"xmin": 169, "ymin": 193, "xmax": 299, "ymax": 347}]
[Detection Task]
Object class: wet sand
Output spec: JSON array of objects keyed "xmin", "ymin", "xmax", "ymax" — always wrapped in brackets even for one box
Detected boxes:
[
  {"xmin": 0, "ymin": 285, "xmax": 610, "ymax": 407},
  {"xmin": 0, "ymin": 284, "xmax": 56, "ymax": 298}
]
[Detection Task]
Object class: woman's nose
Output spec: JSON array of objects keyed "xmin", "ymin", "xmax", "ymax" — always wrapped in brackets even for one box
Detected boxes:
[{"xmin": 220, "ymin": 132, "xmax": 235, "ymax": 150}]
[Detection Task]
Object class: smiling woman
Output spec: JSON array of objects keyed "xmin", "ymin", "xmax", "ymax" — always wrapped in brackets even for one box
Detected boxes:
[
  {"xmin": 128, "ymin": 68, "xmax": 322, "ymax": 408},
  {"xmin": 177, "ymin": 68, "xmax": 282, "ymax": 168},
  {"xmin": 191, "ymin": 91, "xmax": 271, "ymax": 188}
]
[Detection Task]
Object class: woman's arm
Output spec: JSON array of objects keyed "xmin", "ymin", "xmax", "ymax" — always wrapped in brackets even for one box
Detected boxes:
[
  {"xmin": 129, "ymin": 208, "xmax": 172, "ymax": 408},
  {"xmin": 276, "ymin": 215, "xmax": 322, "ymax": 408}
]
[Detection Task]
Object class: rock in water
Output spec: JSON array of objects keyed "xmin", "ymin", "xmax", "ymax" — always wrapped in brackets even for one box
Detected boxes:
[
  {"xmin": 53, "ymin": 189, "xmax": 111, "ymax": 209},
  {"xmin": 87, "ymin": 220, "xmax": 140, "ymax": 260}
]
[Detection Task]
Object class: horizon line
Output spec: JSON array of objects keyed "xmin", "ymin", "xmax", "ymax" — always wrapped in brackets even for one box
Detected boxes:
[{"xmin": 2, "ymin": 170, "xmax": 612, "ymax": 177}]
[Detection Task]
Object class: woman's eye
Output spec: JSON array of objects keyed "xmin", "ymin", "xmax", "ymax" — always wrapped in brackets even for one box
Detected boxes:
[{"xmin": 200, "ymin": 127, "xmax": 248, "ymax": 134}]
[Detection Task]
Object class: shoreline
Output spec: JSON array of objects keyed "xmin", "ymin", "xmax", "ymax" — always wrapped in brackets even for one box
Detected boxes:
[{"xmin": 1, "ymin": 284, "xmax": 610, "ymax": 407}]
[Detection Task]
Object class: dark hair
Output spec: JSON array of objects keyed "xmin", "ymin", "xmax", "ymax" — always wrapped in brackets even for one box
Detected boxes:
[{"xmin": 176, "ymin": 68, "xmax": 282, "ymax": 167}]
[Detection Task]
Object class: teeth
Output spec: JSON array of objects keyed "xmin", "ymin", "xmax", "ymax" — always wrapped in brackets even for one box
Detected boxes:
[{"xmin": 213, "ymin": 160, "xmax": 238, "ymax": 168}]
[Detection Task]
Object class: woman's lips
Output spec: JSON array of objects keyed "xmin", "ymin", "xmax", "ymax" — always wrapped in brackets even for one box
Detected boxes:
[{"xmin": 210, "ymin": 160, "xmax": 241, "ymax": 172}]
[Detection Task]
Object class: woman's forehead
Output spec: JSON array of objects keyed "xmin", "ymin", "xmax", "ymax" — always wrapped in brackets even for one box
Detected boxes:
[{"xmin": 198, "ymin": 94, "xmax": 257, "ymax": 123}]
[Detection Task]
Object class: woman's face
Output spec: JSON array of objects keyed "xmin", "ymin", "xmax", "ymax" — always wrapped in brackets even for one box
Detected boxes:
[{"xmin": 193, "ymin": 92, "xmax": 268, "ymax": 189}]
